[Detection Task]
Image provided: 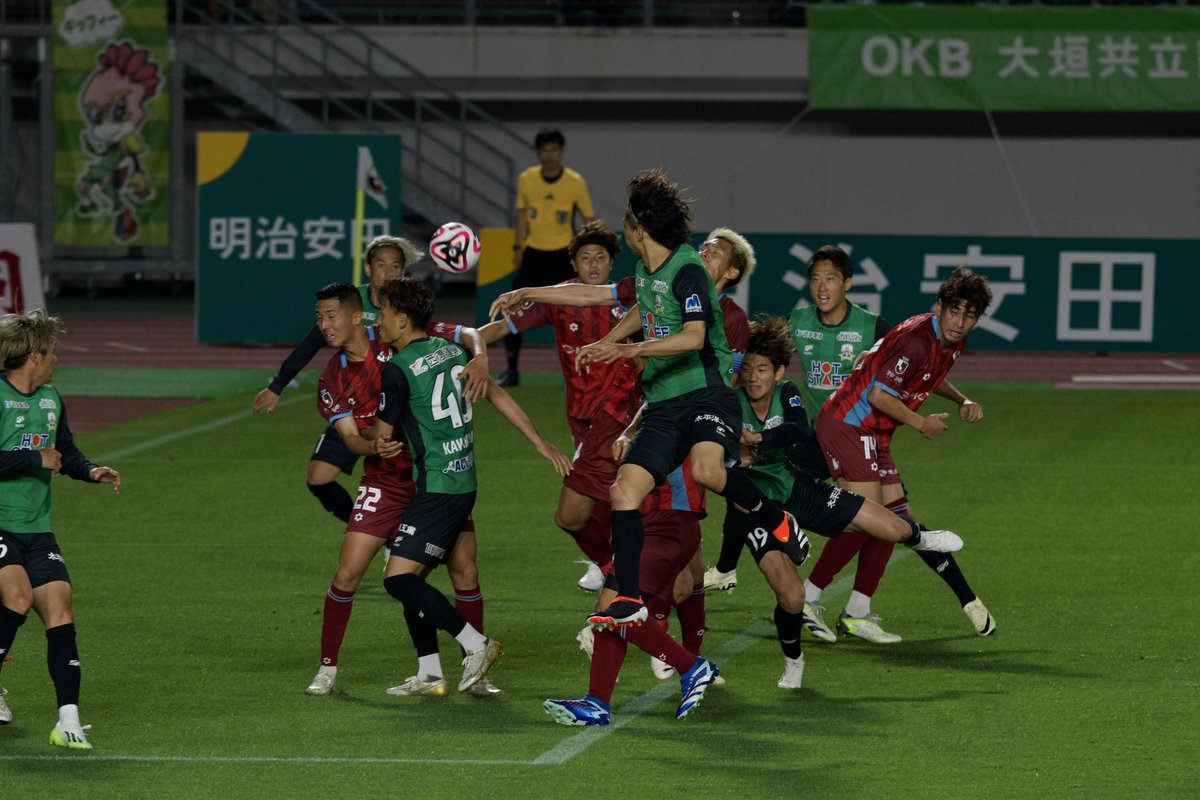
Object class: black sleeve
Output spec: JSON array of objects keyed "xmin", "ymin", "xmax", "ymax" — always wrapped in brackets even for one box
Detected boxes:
[
  {"xmin": 875, "ymin": 316, "xmax": 893, "ymax": 341},
  {"xmin": 56, "ymin": 403, "xmax": 99, "ymax": 482},
  {"xmin": 672, "ymin": 263, "xmax": 715, "ymax": 325},
  {"xmin": 377, "ymin": 362, "xmax": 410, "ymax": 428},
  {"xmin": 0, "ymin": 449, "xmax": 40, "ymax": 479},
  {"xmin": 267, "ymin": 325, "xmax": 326, "ymax": 394},
  {"xmin": 758, "ymin": 382, "xmax": 813, "ymax": 451}
]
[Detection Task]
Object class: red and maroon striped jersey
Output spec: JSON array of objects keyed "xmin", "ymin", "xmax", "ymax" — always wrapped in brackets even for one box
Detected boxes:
[
  {"xmin": 821, "ymin": 312, "xmax": 965, "ymax": 446},
  {"xmin": 317, "ymin": 321, "xmax": 462, "ymax": 476},
  {"xmin": 505, "ymin": 278, "xmax": 642, "ymax": 424}
]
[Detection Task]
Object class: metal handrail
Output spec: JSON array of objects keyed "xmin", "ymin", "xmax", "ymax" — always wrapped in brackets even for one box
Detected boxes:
[{"xmin": 176, "ymin": 0, "xmax": 519, "ymax": 226}]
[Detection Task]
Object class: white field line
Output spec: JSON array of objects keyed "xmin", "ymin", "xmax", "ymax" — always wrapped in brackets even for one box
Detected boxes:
[
  {"xmin": 52, "ymin": 396, "xmax": 913, "ymax": 766},
  {"xmin": 0, "ymin": 551, "xmax": 913, "ymax": 768},
  {"xmin": 533, "ymin": 549, "xmax": 912, "ymax": 764},
  {"xmin": 106, "ymin": 341, "xmax": 151, "ymax": 352},
  {"xmin": 93, "ymin": 393, "xmax": 308, "ymax": 462},
  {"xmin": 1161, "ymin": 360, "xmax": 1188, "ymax": 371}
]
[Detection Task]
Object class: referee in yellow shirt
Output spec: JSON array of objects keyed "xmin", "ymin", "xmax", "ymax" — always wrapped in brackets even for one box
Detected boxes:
[{"xmin": 501, "ymin": 129, "xmax": 594, "ymax": 386}]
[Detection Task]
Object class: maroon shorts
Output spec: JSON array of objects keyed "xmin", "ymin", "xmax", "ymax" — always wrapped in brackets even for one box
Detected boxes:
[
  {"xmin": 563, "ymin": 412, "xmax": 626, "ymax": 502},
  {"xmin": 602, "ymin": 509, "xmax": 700, "ymax": 603},
  {"xmin": 815, "ymin": 414, "xmax": 901, "ymax": 486},
  {"xmin": 347, "ymin": 470, "xmax": 416, "ymax": 539},
  {"xmin": 348, "ymin": 470, "xmax": 476, "ymax": 539}
]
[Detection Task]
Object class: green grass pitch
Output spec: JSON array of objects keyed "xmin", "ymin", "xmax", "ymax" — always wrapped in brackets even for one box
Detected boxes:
[{"xmin": 1, "ymin": 383, "xmax": 1197, "ymax": 798}]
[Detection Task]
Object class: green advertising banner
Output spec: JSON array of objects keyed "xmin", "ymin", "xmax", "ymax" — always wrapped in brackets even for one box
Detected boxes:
[
  {"xmin": 729, "ymin": 233, "xmax": 1196, "ymax": 352},
  {"xmin": 808, "ymin": 6, "xmax": 1200, "ymax": 111},
  {"xmin": 476, "ymin": 232, "xmax": 1197, "ymax": 352},
  {"xmin": 52, "ymin": 0, "xmax": 170, "ymax": 247},
  {"xmin": 196, "ymin": 132, "xmax": 402, "ymax": 343}
]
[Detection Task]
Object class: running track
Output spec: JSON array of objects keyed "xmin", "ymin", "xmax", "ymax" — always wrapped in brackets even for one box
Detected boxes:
[{"xmin": 56, "ymin": 316, "xmax": 1200, "ymax": 433}]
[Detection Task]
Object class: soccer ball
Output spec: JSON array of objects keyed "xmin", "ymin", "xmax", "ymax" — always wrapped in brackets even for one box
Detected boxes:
[{"xmin": 428, "ymin": 222, "xmax": 481, "ymax": 274}]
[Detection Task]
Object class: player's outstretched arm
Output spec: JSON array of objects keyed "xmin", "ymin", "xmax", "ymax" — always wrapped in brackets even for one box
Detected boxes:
[
  {"xmin": 484, "ymin": 379, "xmax": 572, "ymax": 476},
  {"xmin": 457, "ymin": 327, "xmax": 490, "ymax": 404},
  {"xmin": 933, "ymin": 378, "xmax": 983, "ymax": 423},
  {"xmin": 489, "ymin": 283, "xmax": 616, "ymax": 320},
  {"xmin": 622, "ymin": 319, "xmax": 706, "ymax": 359},
  {"xmin": 575, "ymin": 309, "xmax": 643, "ymax": 372},
  {"xmin": 255, "ymin": 325, "xmax": 327, "ymax": 412},
  {"xmin": 868, "ymin": 385, "xmax": 948, "ymax": 440}
]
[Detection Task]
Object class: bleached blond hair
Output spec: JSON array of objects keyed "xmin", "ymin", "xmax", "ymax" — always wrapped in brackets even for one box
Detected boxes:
[{"xmin": 706, "ymin": 227, "xmax": 756, "ymax": 286}]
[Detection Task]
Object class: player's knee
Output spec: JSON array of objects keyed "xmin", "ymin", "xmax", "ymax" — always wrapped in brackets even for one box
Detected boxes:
[
  {"xmin": 608, "ymin": 481, "xmax": 640, "ymax": 511},
  {"xmin": 1, "ymin": 589, "xmax": 33, "ymax": 615},
  {"xmin": 554, "ymin": 505, "xmax": 586, "ymax": 533},
  {"xmin": 689, "ymin": 459, "xmax": 725, "ymax": 491},
  {"xmin": 448, "ymin": 561, "xmax": 478, "ymax": 592},
  {"xmin": 383, "ymin": 572, "xmax": 422, "ymax": 606},
  {"xmin": 332, "ymin": 567, "xmax": 362, "ymax": 594},
  {"xmin": 40, "ymin": 606, "xmax": 74, "ymax": 628},
  {"xmin": 777, "ymin": 585, "xmax": 805, "ymax": 615}
]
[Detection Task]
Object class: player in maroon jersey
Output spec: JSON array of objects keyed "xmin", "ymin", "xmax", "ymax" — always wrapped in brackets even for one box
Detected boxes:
[
  {"xmin": 479, "ymin": 222, "xmax": 639, "ymax": 592},
  {"xmin": 814, "ymin": 267, "xmax": 993, "ymax": 642},
  {"xmin": 302, "ymin": 284, "xmax": 529, "ymax": 698}
]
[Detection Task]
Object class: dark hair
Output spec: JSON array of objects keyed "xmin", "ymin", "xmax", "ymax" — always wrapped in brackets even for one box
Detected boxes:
[
  {"xmin": 808, "ymin": 245, "xmax": 853, "ymax": 280},
  {"xmin": 534, "ymin": 128, "xmax": 565, "ymax": 149},
  {"xmin": 746, "ymin": 314, "xmax": 795, "ymax": 370},
  {"xmin": 937, "ymin": 266, "xmax": 993, "ymax": 316},
  {"xmin": 315, "ymin": 282, "xmax": 363, "ymax": 310},
  {"xmin": 377, "ymin": 276, "xmax": 435, "ymax": 330},
  {"xmin": 569, "ymin": 220, "xmax": 621, "ymax": 261},
  {"xmin": 624, "ymin": 168, "xmax": 692, "ymax": 250}
]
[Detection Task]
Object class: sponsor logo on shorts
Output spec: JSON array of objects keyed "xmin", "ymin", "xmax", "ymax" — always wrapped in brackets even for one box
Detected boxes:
[
  {"xmin": 398, "ymin": 524, "xmax": 416, "ymax": 536},
  {"xmin": 826, "ymin": 486, "xmax": 843, "ymax": 509},
  {"xmin": 683, "ymin": 294, "xmax": 702, "ymax": 314},
  {"xmin": 47, "ymin": 552, "xmax": 64, "ymax": 563},
  {"xmin": 424, "ymin": 543, "xmax": 446, "ymax": 559}
]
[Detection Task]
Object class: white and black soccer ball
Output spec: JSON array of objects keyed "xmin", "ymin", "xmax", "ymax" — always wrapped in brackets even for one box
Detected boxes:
[{"xmin": 428, "ymin": 222, "xmax": 481, "ymax": 274}]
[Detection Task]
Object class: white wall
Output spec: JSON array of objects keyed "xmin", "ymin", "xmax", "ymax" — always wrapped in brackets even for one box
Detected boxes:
[{"xmin": 480, "ymin": 120, "xmax": 1200, "ymax": 239}]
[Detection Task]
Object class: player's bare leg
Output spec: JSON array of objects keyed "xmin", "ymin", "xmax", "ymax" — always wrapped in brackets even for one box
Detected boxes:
[
  {"xmin": 0, "ymin": 565, "xmax": 34, "ymax": 725},
  {"xmin": 445, "ymin": 530, "xmax": 500, "ymax": 694},
  {"xmin": 757, "ymin": 550, "xmax": 807, "ymax": 688},
  {"xmin": 555, "ymin": 487, "xmax": 605, "ymax": 591},
  {"xmin": 308, "ymin": 531, "xmax": 385, "ymax": 695}
]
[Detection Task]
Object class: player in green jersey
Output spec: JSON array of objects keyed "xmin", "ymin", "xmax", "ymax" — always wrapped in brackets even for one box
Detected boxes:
[
  {"xmin": 794, "ymin": 246, "xmax": 995, "ymax": 641},
  {"xmin": 251, "ymin": 235, "xmax": 489, "ymax": 523},
  {"xmin": 575, "ymin": 169, "xmax": 803, "ymax": 629},
  {"xmin": 0, "ymin": 310, "xmax": 120, "ymax": 748},
  {"xmin": 729, "ymin": 316, "xmax": 964, "ymax": 688},
  {"xmin": 372, "ymin": 277, "xmax": 570, "ymax": 693}
]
